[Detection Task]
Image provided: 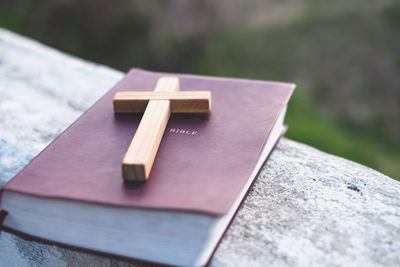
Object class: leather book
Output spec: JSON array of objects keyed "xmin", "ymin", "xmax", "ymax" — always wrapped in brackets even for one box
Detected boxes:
[{"xmin": 0, "ymin": 69, "xmax": 294, "ymax": 266}]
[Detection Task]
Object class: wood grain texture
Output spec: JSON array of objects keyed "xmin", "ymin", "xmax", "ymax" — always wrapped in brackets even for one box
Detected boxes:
[
  {"xmin": 122, "ymin": 77, "xmax": 179, "ymax": 181},
  {"xmin": 114, "ymin": 91, "xmax": 211, "ymax": 113}
]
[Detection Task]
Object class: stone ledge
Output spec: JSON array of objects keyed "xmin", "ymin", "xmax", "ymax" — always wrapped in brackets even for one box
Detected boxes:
[{"xmin": 0, "ymin": 29, "xmax": 399, "ymax": 267}]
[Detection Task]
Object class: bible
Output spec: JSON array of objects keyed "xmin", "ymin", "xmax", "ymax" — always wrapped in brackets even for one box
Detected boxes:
[{"xmin": 0, "ymin": 69, "xmax": 294, "ymax": 266}]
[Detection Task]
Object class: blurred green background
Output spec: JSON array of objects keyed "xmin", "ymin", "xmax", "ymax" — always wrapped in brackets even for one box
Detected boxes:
[{"xmin": 1, "ymin": 0, "xmax": 399, "ymax": 180}]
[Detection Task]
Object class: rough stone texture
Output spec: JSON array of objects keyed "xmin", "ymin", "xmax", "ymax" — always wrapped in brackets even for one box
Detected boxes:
[{"xmin": 0, "ymin": 29, "xmax": 399, "ymax": 267}]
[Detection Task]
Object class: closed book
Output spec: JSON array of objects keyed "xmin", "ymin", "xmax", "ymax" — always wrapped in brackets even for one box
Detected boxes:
[{"xmin": 0, "ymin": 69, "xmax": 294, "ymax": 266}]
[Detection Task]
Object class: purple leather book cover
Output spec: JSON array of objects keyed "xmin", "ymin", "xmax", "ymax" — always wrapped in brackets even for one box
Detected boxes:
[{"xmin": 1, "ymin": 69, "xmax": 294, "ymax": 215}]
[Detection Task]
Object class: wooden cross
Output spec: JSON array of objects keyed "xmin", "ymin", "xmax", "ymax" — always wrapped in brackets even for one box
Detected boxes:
[{"xmin": 113, "ymin": 77, "xmax": 211, "ymax": 182}]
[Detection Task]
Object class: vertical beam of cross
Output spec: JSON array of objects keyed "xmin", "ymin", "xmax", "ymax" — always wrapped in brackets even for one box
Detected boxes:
[{"xmin": 121, "ymin": 77, "xmax": 178, "ymax": 181}]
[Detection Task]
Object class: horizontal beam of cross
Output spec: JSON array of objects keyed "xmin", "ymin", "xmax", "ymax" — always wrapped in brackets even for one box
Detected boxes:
[{"xmin": 114, "ymin": 91, "xmax": 211, "ymax": 113}]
